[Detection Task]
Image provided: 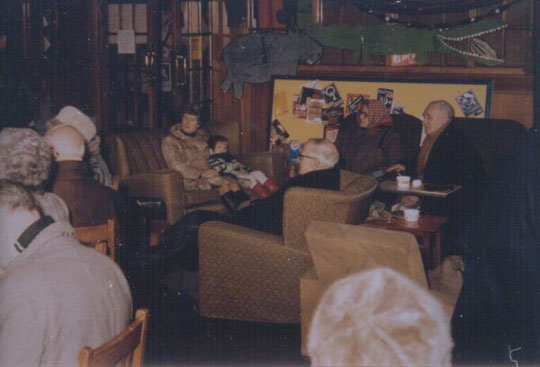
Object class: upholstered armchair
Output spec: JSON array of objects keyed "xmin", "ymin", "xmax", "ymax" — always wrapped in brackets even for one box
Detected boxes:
[
  {"xmin": 107, "ymin": 121, "xmax": 288, "ymax": 224},
  {"xmin": 198, "ymin": 170, "xmax": 377, "ymax": 323},
  {"xmin": 299, "ymin": 221, "xmax": 429, "ymax": 354}
]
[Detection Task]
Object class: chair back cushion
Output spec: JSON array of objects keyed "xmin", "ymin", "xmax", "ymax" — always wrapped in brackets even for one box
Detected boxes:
[
  {"xmin": 114, "ymin": 131, "xmax": 168, "ymax": 177},
  {"xmin": 306, "ymin": 222, "xmax": 428, "ymax": 288},
  {"xmin": 283, "ymin": 170, "xmax": 377, "ymax": 253},
  {"xmin": 453, "ymin": 117, "xmax": 525, "ymax": 178}
]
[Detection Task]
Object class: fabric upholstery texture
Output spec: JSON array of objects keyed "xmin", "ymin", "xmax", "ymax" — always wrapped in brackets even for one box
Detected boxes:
[
  {"xmin": 299, "ymin": 222, "xmax": 429, "ymax": 354},
  {"xmin": 107, "ymin": 121, "xmax": 286, "ymax": 224},
  {"xmin": 198, "ymin": 170, "xmax": 377, "ymax": 323}
]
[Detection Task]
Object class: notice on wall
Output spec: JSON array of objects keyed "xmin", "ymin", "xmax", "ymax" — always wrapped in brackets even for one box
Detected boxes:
[{"xmin": 117, "ymin": 29, "xmax": 136, "ymax": 54}]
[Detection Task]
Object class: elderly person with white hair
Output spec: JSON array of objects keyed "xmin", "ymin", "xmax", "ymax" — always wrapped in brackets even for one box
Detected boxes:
[
  {"xmin": 231, "ymin": 138, "xmax": 340, "ymax": 235},
  {"xmin": 0, "ymin": 179, "xmax": 131, "ymax": 366},
  {"xmin": 0, "ymin": 128, "xmax": 69, "ymax": 222},
  {"xmin": 308, "ymin": 268, "xmax": 453, "ymax": 367},
  {"xmin": 46, "ymin": 106, "xmax": 112, "ymax": 187}
]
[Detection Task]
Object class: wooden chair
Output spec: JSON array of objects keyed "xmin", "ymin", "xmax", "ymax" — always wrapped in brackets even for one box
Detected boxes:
[
  {"xmin": 74, "ymin": 219, "xmax": 116, "ymax": 261},
  {"xmin": 77, "ymin": 308, "xmax": 149, "ymax": 367}
]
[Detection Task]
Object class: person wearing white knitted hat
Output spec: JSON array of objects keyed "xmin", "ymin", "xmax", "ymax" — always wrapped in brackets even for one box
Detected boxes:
[
  {"xmin": 47, "ymin": 106, "xmax": 112, "ymax": 187},
  {"xmin": 308, "ymin": 268, "xmax": 453, "ymax": 367}
]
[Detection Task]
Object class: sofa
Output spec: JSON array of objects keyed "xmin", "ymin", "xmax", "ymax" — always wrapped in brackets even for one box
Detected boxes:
[
  {"xmin": 106, "ymin": 120, "xmax": 288, "ymax": 224},
  {"xmin": 392, "ymin": 114, "xmax": 527, "ymax": 179},
  {"xmin": 198, "ymin": 170, "xmax": 377, "ymax": 324}
]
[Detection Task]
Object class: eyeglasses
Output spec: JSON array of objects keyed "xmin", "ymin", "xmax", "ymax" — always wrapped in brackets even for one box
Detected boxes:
[{"xmin": 298, "ymin": 153, "xmax": 318, "ymax": 161}]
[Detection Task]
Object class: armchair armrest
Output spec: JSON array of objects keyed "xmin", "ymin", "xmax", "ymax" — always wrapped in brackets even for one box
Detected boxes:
[
  {"xmin": 120, "ymin": 169, "xmax": 185, "ymax": 224},
  {"xmin": 199, "ymin": 221, "xmax": 313, "ymax": 323},
  {"xmin": 238, "ymin": 151, "xmax": 288, "ymax": 186}
]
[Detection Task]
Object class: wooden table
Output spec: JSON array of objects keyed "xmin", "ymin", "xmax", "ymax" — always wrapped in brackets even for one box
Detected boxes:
[
  {"xmin": 364, "ymin": 215, "xmax": 447, "ymax": 268},
  {"xmin": 378, "ymin": 180, "xmax": 461, "ymax": 198}
]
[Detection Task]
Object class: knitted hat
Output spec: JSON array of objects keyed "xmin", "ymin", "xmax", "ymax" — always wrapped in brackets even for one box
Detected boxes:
[
  {"xmin": 54, "ymin": 106, "xmax": 96, "ymax": 142},
  {"xmin": 308, "ymin": 268, "xmax": 453, "ymax": 367},
  {"xmin": 0, "ymin": 128, "xmax": 52, "ymax": 187}
]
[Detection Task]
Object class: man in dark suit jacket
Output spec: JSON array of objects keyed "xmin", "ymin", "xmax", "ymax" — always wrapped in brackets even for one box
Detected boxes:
[
  {"xmin": 234, "ymin": 138, "xmax": 340, "ymax": 235},
  {"xmin": 390, "ymin": 100, "xmax": 486, "ymax": 249}
]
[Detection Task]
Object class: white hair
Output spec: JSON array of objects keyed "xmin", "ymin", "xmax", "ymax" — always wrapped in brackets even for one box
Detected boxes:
[
  {"xmin": 308, "ymin": 268, "xmax": 453, "ymax": 366},
  {"xmin": 428, "ymin": 100, "xmax": 454, "ymax": 122},
  {"xmin": 305, "ymin": 139, "xmax": 339, "ymax": 167}
]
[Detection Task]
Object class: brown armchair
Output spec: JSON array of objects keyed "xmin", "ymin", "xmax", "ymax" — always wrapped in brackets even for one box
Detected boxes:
[
  {"xmin": 107, "ymin": 121, "xmax": 287, "ymax": 224},
  {"xmin": 198, "ymin": 170, "xmax": 377, "ymax": 323}
]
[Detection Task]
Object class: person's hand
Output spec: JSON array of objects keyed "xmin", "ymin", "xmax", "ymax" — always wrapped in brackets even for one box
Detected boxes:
[
  {"xmin": 387, "ymin": 164, "xmax": 406, "ymax": 173},
  {"xmin": 400, "ymin": 195, "xmax": 420, "ymax": 208},
  {"xmin": 202, "ymin": 169, "xmax": 219, "ymax": 178}
]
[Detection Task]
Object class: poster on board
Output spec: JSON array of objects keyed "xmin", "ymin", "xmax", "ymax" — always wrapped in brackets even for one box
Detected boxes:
[{"xmin": 268, "ymin": 77, "xmax": 492, "ymax": 148}]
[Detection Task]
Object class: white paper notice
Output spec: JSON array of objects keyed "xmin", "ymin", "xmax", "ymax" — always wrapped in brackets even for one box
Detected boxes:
[{"xmin": 117, "ymin": 29, "xmax": 136, "ymax": 54}]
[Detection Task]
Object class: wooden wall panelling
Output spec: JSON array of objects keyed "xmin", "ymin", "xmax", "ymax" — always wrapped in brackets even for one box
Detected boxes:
[
  {"xmin": 256, "ymin": 0, "xmax": 285, "ymax": 30},
  {"xmin": 90, "ymin": 0, "xmax": 107, "ymax": 133}
]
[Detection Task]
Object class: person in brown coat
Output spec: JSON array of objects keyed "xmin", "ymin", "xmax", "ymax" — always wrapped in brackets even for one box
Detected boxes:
[
  {"xmin": 161, "ymin": 106, "xmax": 233, "ymax": 192},
  {"xmin": 336, "ymin": 99, "xmax": 403, "ymax": 178},
  {"xmin": 45, "ymin": 124, "xmax": 115, "ymax": 226},
  {"xmin": 0, "ymin": 179, "xmax": 131, "ymax": 366}
]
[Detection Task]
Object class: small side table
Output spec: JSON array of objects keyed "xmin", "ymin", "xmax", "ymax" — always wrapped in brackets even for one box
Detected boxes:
[{"xmin": 364, "ymin": 215, "xmax": 447, "ymax": 269}]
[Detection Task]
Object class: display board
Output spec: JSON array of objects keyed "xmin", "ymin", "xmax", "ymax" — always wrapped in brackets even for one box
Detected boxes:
[{"xmin": 268, "ymin": 76, "xmax": 492, "ymax": 147}]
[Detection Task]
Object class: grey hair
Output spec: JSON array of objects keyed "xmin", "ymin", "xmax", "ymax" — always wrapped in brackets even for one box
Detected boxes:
[
  {"xmin": 0, "ymin": 179, "xmax": 41, "ymax": 213},
  {"xmin": 305, "ymin": 138, "xmax": 339, "ymax": 167},
  {"xmin": 0, "ymin": 128, "xmax": 52, "ymax": 189},
  {"xmin": 427, "ymin": 100, "xmax": 454, "ymax": 122}
]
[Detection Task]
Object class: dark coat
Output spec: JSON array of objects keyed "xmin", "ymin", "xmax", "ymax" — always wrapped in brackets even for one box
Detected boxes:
[
  {"xmin": 415, "ymin": 123, "xmax": 486, "ymax": 241},
  {"xmin": 51, "ymin": 160, "xmax": 116, "ymax": 226},
  {"xmin": 452, "ymin": 129, "xmax": 540, "ymax": 364},
  {"xmin": 337, "ymin": 121, "xmax": 403, "ymax": 175},
  {"xmin": 235, "ymin": 166, "xmax": 341, "ymax": 235}
]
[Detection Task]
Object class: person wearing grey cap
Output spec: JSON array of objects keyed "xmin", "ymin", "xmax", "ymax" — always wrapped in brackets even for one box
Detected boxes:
[{"xmin": 0, "ymin": 127, "xmax": 69, "ymax": 222}]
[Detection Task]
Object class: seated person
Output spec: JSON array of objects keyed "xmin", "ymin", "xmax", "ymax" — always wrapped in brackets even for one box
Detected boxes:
[
  {"xmin": 158, "ymin": 138, "xmax": 340, "ymax": 273},
  {"xmin": 45, "ymin": 124, "xmax": 115, "ymax": 226},
  {"xmin": 47, "ymin": 105, "xmax": 113, "ymax": 187},
  {"xmin": 162, "ymin": 105, "xmax": 236, "ymax": 192},
  {"xmin": 0, "ymin": 179, "xmax": 132, "ymax": 366},
  {"xmin": 388, "ymin": 100, "xmax": 486, "ymax": 247},
  {"xmin": 0, "ymin": 128, "xmax": 69, "ymax": 222},
  {"xmin": 308, "ymin": 268, "xmax": 452, "ymax": 366},
  {"xmin": 336, "ymin": 99, "xmax": 403, "ymax": 179},
  {"xmin": 232, "ymin": 138, "xmax": 340, "ymax": 235},
  {"xmin": 208, "ymin": 134, "xmax": 278, "ymax": 198}
]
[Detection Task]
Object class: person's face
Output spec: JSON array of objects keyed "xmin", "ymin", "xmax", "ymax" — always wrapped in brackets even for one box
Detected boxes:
[
  {"xmin": 357, "ymin": 105, "xmax": 370, "ymax": 128},
  {"xmin": 298, "ymin": 143, "xmax": 320, "ymax": 175},
  {"xmin": 422, "ymin": 105, "xmax": 448, "ymax": 136},
  {"xmin": 181, "ymin": 114, "xmax": 200, "ymax": 134},
  {"xmin": 214, "ymin": 140, "xmax": 229, "ymax": 154}
]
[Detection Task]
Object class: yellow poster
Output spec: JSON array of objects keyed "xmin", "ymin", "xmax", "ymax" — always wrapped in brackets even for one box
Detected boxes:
[{"xmin": 270, "ymin": 78, "xmax": 492, "ymax": 145}]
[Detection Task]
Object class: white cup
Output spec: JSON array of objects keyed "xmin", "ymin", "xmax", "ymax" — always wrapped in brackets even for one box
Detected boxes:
[
  {"xmin": 396, "ymin": 175, "xmax": 411, "ymax": 191},
  {"xmin": 404, "ymin": 208, "xmax": 420, "ymax": 222},
  {"xmin": 412, "ymin": 179, "xmax": 422, "ymax": 188}
]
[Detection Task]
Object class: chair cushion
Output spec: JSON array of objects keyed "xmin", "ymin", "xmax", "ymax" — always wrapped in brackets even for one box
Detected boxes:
[{"xmin": 120, "ymin": 132, "xmax": 168, "ymax": 175}]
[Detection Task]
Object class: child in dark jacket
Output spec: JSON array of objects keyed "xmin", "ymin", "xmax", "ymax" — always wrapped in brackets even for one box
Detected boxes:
[{"xmin": 208, "ymin": 135, "xmax": 278, "ymax": 198}]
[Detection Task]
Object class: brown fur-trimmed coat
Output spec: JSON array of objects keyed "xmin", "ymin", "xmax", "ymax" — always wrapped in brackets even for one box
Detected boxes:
[{"xmin": 162, "ymin": 124, "xmax": 227, "ymax": 191}]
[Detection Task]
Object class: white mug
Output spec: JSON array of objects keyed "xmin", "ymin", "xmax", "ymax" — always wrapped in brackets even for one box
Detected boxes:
[
  {"xmin": 404, "ymin": 208, "xmax": 420, "ymax": 222},
  {"xmin": 396, "ymin": 175, "xmax": 411, "ymax": 190}
]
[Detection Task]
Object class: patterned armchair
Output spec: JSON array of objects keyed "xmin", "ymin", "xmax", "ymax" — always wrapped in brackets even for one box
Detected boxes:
[{"xmin": 198, "ymin": 170, "xmax": 377, "ymax": 323}]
